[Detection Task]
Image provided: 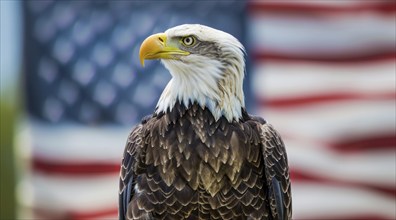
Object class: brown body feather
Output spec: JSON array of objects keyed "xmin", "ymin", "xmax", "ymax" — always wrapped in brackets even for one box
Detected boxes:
[{"xmin": 119, "ymin": 103, "xmax": 292, "ymax": 220}]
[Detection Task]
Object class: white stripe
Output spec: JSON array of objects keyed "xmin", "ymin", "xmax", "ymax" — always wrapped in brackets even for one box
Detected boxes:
[
  {"xmin": 259, "ymin": 100, "xmax": 395, "ymax": 141},
  {"xmin": 253, "ymin": 61, "xmax": 396, "ymax": 99},
  {"xmin": 17, "ymin": 172, "xmax": 118, "ymax": 212},
  {"xmin": 287, "ymin": 140, "xmax": 396, "ymax": 186},
  {"xmin": 248, "ymin": 13, "xmax": 396, "ymax": 56},
  {"xmin": 292, "ymin": 182, "xmax": 396, "ymax": 219},
  {"xmin": 16, "ymin": 118, "xmax": 132, "ymax": 163}
]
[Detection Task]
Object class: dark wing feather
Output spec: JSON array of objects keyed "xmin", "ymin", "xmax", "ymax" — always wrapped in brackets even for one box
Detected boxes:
[
  {"xmin": 119, "ymin": 125, "xmax": 144, "ymax": 220},
  {"xmin": 260, "ymin": 123, "xmax": 292, "ymax": 220}
]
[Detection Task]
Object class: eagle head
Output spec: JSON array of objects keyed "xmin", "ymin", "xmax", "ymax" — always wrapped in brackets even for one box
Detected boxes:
[{"xmin": 139, "ymin": 24, "xmax": 245, "ymax": 122}]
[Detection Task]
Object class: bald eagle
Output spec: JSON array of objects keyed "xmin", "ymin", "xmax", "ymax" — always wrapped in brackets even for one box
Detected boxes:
[{"xmin": 119, "ymin": 24, "xmax": 292, "ymax": 220}]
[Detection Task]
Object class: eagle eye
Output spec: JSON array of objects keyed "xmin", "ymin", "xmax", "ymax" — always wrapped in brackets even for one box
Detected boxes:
[{"xmin": 181, "ymin": 36, "xmax": 196, "ymax": 47}]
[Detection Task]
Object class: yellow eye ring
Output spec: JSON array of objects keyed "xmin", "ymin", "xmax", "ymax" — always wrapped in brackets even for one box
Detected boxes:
[{"xmin": 181, "ymin": 36, "xmax": 195, "ymax": 46}]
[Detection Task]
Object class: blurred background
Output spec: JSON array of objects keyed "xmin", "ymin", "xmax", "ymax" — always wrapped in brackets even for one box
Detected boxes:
[{"xmin": 1, "ymin": 0, "xmax": 395, "ymax": 219}]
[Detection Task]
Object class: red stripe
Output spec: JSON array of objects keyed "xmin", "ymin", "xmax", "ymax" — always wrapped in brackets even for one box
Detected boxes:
[
  {"xmin": 331, "ymin": 134, "xmax": 396, "ymax": 153},
  {"xmin": 71, "ymin": 208, "xmax": 118, "ymax": 220},
  {"xmin": 33, "ymin": 207, "xmax": 118, "ymax": 220},
  {"xmin": 252, "ymin": 51, "xmax": 396, "ymax": 63},
  {"xmin": 291, "ymin": 169, "xmax": 396, "ymax": 197},
  {"xmin": 295, "ymin": 214, "xmax": 393, "ymax": 220},
  {"xmin": 261, "ymin": 92, "xmax": 396, "ymax": 108},
  {"xmin": 280, "ymin": 133, "xmax": 395, "ymax": 154},
  {"xmin": 248, "ymin": 1, "xmax": 396, "ymax": 14},
  {"xmin": 32, "ymin": 158, "xmax": 120, "ymax": 175}
]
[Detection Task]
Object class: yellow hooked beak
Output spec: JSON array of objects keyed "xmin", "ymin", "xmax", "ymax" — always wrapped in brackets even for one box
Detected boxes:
[{"xmin": 139, "ymin": 33, "xmax": 190, "ymax": 67}]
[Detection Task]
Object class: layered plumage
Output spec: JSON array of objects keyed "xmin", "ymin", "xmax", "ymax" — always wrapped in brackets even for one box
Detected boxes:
[{"xmin": 119, "ymin": 24, "xmax": 292, "ymax": 220}]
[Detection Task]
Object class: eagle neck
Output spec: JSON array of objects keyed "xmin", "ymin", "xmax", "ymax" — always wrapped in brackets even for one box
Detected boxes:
[{"xmin": 155, "ymin": 59, "xmax": 244, "ymax": 122}]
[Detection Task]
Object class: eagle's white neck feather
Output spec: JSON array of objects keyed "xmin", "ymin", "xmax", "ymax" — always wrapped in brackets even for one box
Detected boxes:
[
  {"xmin": 155, "ymin": 24, "xmax": 246, "ymax": 122},
  {"xmin": 156, "ymin": 57, "xmax": 245, "ymax": 122}
]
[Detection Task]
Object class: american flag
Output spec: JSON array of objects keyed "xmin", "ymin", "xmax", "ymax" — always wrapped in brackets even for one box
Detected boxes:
[
  {"xmin": 17, "ymin": 1, "xmax": 395, "ymax": 219},
  {"xmin": 249, "ymin": 1, "xmax": 396, "ymax": 219}
]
